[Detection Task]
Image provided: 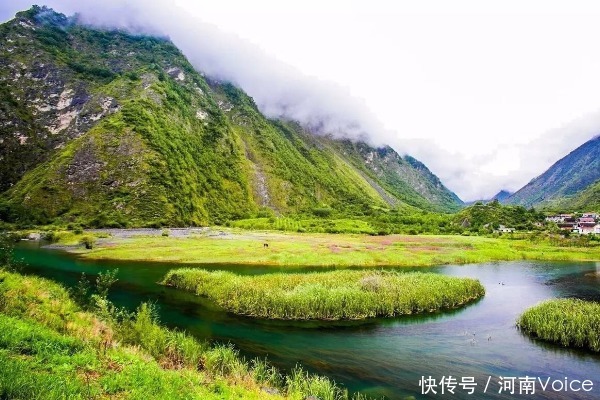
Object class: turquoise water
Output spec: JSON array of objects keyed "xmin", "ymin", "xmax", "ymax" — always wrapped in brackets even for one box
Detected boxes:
[{"xmin": 14, "ymin": 242, "xmax": 600, "ymax": 399}]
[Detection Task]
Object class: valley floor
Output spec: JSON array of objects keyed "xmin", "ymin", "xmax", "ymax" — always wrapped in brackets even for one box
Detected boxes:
[{"xmin": 48, "ymin": 228, "xmax": 600, "ymax": 267}]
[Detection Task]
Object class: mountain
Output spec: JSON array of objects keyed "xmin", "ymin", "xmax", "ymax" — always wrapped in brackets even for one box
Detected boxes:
[
  {"xmin": 492, "ymin": 190, "xmax": 513, "ymax": 203},
  {"xmin": 464, "ymin": 190, "xmax": 513, "ymax": 206},
  {"xmin": 0, "ymin": 6, "xmax": 462, "ymax": 227},
  {"xmin": 551, "ymin": 180, "xmax": 600, "ymax": 212},
  {"xmin": 506, "ymin": 136, "xmax": 600, "ymax": 209}
]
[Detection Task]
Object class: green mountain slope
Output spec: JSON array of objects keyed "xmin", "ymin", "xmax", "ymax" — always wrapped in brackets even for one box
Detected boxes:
[
  {"xmin": 0, "ymin": 6, "xmax": 462, "ymax": 227},
  {"xmin": 326, "ymin": 140, "xmax": 463, "ymax": 211},
  {"xmin": 506, "ymin": 136, "xmax": 600, "ymax": 208},
  {"xmin": 551, "ymin": 179, "xmax": 600, "ymax": 211}
]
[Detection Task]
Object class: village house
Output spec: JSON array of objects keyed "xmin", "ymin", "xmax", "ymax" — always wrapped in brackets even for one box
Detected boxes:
[
  {"xmin": 558, "ymin": 217, "xmax": 577, "ymax": 231},
  {"xmin": 545, "ymin": 214, "xmax": 573, "ymax": 223},
  {"xmin": 545, "ymin": 214, "xmax": 579, "ymax": 230},
  {"xmin": 545, "ymin": 213, "xmax": 600, "ymax": 233},
  {"xmin": 574, "ymin": 216, "xmax": 600, "ymax": 235},
  {"xmin": 496, "ymin": 225, "xmax": 515, "ymax": 233},
  {"xmin": 576, "ymin": 223, "xmax": 600, "ymax": 235}
]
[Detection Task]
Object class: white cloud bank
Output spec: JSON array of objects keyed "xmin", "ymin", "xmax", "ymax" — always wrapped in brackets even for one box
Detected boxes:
[{"xmin": 2, "ymin": 1, "xmax": 600, "ymax": 201}]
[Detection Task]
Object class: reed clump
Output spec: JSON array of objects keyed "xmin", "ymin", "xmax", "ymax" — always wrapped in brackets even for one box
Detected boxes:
[
  {"xmin": 518, "ymin": 299, "xmax": 600, "ymax": 352},
  {"xmin": 162, "ymin": 269, "xmax": 485, "ymax": 320}
]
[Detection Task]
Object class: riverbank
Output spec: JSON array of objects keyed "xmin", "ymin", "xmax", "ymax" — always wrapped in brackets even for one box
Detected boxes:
[
  {"xmin": 0, "ymin": 268, "xmax": 367, "ymax": 400},
  {"xmin": 43, "ymin": 228, "xmax": 600, "ymax": 267}
]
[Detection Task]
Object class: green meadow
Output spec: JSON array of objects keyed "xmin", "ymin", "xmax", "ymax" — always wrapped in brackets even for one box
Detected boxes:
[
  {"xmin": 68, "ymin": 230, "xmax": 600, "ymax": 267},
  {"xmin": 518, "ymin": 299, "xmax": 600, "ymax": 352},
  {"xmin": 162, "ymin": 269, "xmax": 485, "ymax": 320}
]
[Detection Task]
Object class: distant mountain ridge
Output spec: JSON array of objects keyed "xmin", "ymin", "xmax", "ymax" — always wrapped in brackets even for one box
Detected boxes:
[
  {"xmin": 506, "ymin": 135, "xmax": 600, "ymax": 209},
  {"xmin": 492, "ymin": 190, "xmax": 513, "ymax": 203},
  {"xmin": 465, "ymin": 190, "xmax": 513, "ymax": 206},
  {"xmin": 0, "ymin": 6, "xmax": 462, "ymax": 227}
]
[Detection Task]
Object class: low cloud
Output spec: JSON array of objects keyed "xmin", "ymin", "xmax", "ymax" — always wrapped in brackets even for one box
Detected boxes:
[
  {"xmin": 8, "ymin": 1, "xmax": 391, "ymax": 146},
  {"xmin": 404, "ymin": 111, "xmax": 600, "ymax": 201}
]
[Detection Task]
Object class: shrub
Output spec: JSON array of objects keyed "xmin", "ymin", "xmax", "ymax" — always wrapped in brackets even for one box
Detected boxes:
[
  {"xmin": 42, "ymin": 230, "xmax": 59, "ymax": 242},
  {"xmin": 95, "ymin": 269, "xmax": 119, "ymax": 299},
  {"xmin": 313, "ymin": 207, "xmax": 333, "ymax": 218},
  {"xmin": 0, "ymin": 233, "xmax": 24, "ymax": 272},
  {"xmin": 79, "ymin": 236, "xmax": 96, "ymax": 249}
]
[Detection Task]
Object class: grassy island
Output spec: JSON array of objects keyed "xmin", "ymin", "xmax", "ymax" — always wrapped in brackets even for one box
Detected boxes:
[
  {"xmin": 518, "ymin": 299, "xmax": 600, "ymax": 352},
  {"xmin": 162, "ymin": 269, "xmax": 485, "ymax": 320}
]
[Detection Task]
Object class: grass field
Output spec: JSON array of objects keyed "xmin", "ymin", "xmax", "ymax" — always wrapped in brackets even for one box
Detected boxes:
[
  {"xmin": 66, "ymin": 229, "xmax": 600, "ymax": 267},
  {"xmin": 162, "ymin": 269, "xmax": 485, "ymax": 320},
  {"xmin": 0, "ymin": 268, "xmax": 369, "ymax": 399},
  {"xmin": 518, "ymin": 299, "xmax": 600, "ymax": 352}
]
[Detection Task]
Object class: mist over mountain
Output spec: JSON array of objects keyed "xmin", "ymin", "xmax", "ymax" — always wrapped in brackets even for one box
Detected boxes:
[
  {"xmin": 3, "ymin": 1, "xmax": 392, "ymax": 146},
  {"xmin": 0, "ymin": 6, "xmax": 461, "ymax": 226}
]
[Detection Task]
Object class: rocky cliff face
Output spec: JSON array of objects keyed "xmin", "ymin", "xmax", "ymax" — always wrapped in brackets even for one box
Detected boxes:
[
  {"xmin": 329, "ymin": 141, "xmax": 462, "ymax": 211},
  {"xmin": 0, "ymin": 6, "xmax": 462, "ymax": 227}
]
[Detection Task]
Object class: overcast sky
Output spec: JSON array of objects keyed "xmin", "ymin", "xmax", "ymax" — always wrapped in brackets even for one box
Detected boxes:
[{"xmin": 3, "ymin": 1, "xmax": 600, "ymax": 201}]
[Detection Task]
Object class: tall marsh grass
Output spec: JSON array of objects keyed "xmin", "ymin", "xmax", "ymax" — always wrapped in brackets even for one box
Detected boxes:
[
  {"xmin": 162, "ymin": 269, "xmax": 485, "ymax": 320},
  {"xmin": 518, "ymin": 299, "xmax": 600, "ymax": 352}
]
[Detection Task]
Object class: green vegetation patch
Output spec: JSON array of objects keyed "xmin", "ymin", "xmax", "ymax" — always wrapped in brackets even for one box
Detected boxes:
[
  {"xmin": 550, "ymin": 179, "xmax": 600, "ymax": 212},
  {"xmin": 518, "ymin": 299, "xmax": 600, "ymax": 352},
  {"xmin": 162, "ymin": 269, "xmax": 485, "ymax": 320},
  {"xmin": 74, "ymin": 230, "xmax": 600, "ymax": 267}
]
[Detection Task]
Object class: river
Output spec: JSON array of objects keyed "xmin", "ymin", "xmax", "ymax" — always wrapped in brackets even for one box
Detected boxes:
[{"xmin": 14, "ymin": 242, "xmax": 600, "ymax": 399}]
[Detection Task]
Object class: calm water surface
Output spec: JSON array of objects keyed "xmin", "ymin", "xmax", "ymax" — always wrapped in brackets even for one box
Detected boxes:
[{"xmin": 14, "ymin": 242, "xmax": 600, "ymax": 399}]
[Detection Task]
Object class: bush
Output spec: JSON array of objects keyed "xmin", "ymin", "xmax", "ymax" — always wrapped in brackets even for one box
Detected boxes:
[
  {"xmin": 0, "ymin": 233, "xmax": 24, "ymax": 272},
  {"xmin": 70, "ymin": 273, "xmax": 92, "ymax": 308},
  {"xmin": 313, "ymin": 207, "xmax": 333, "ymax": 218},
  {"xmin": 95, "ymin": 269, "xmax": 119, "ymax": 299},
  {"xmin": 42, "ymin": 231, "xmax": 59, "ymax": 243},
  {"xmin": 79, "ymin": 236, "xmax": 96, "ymax": 249}
]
